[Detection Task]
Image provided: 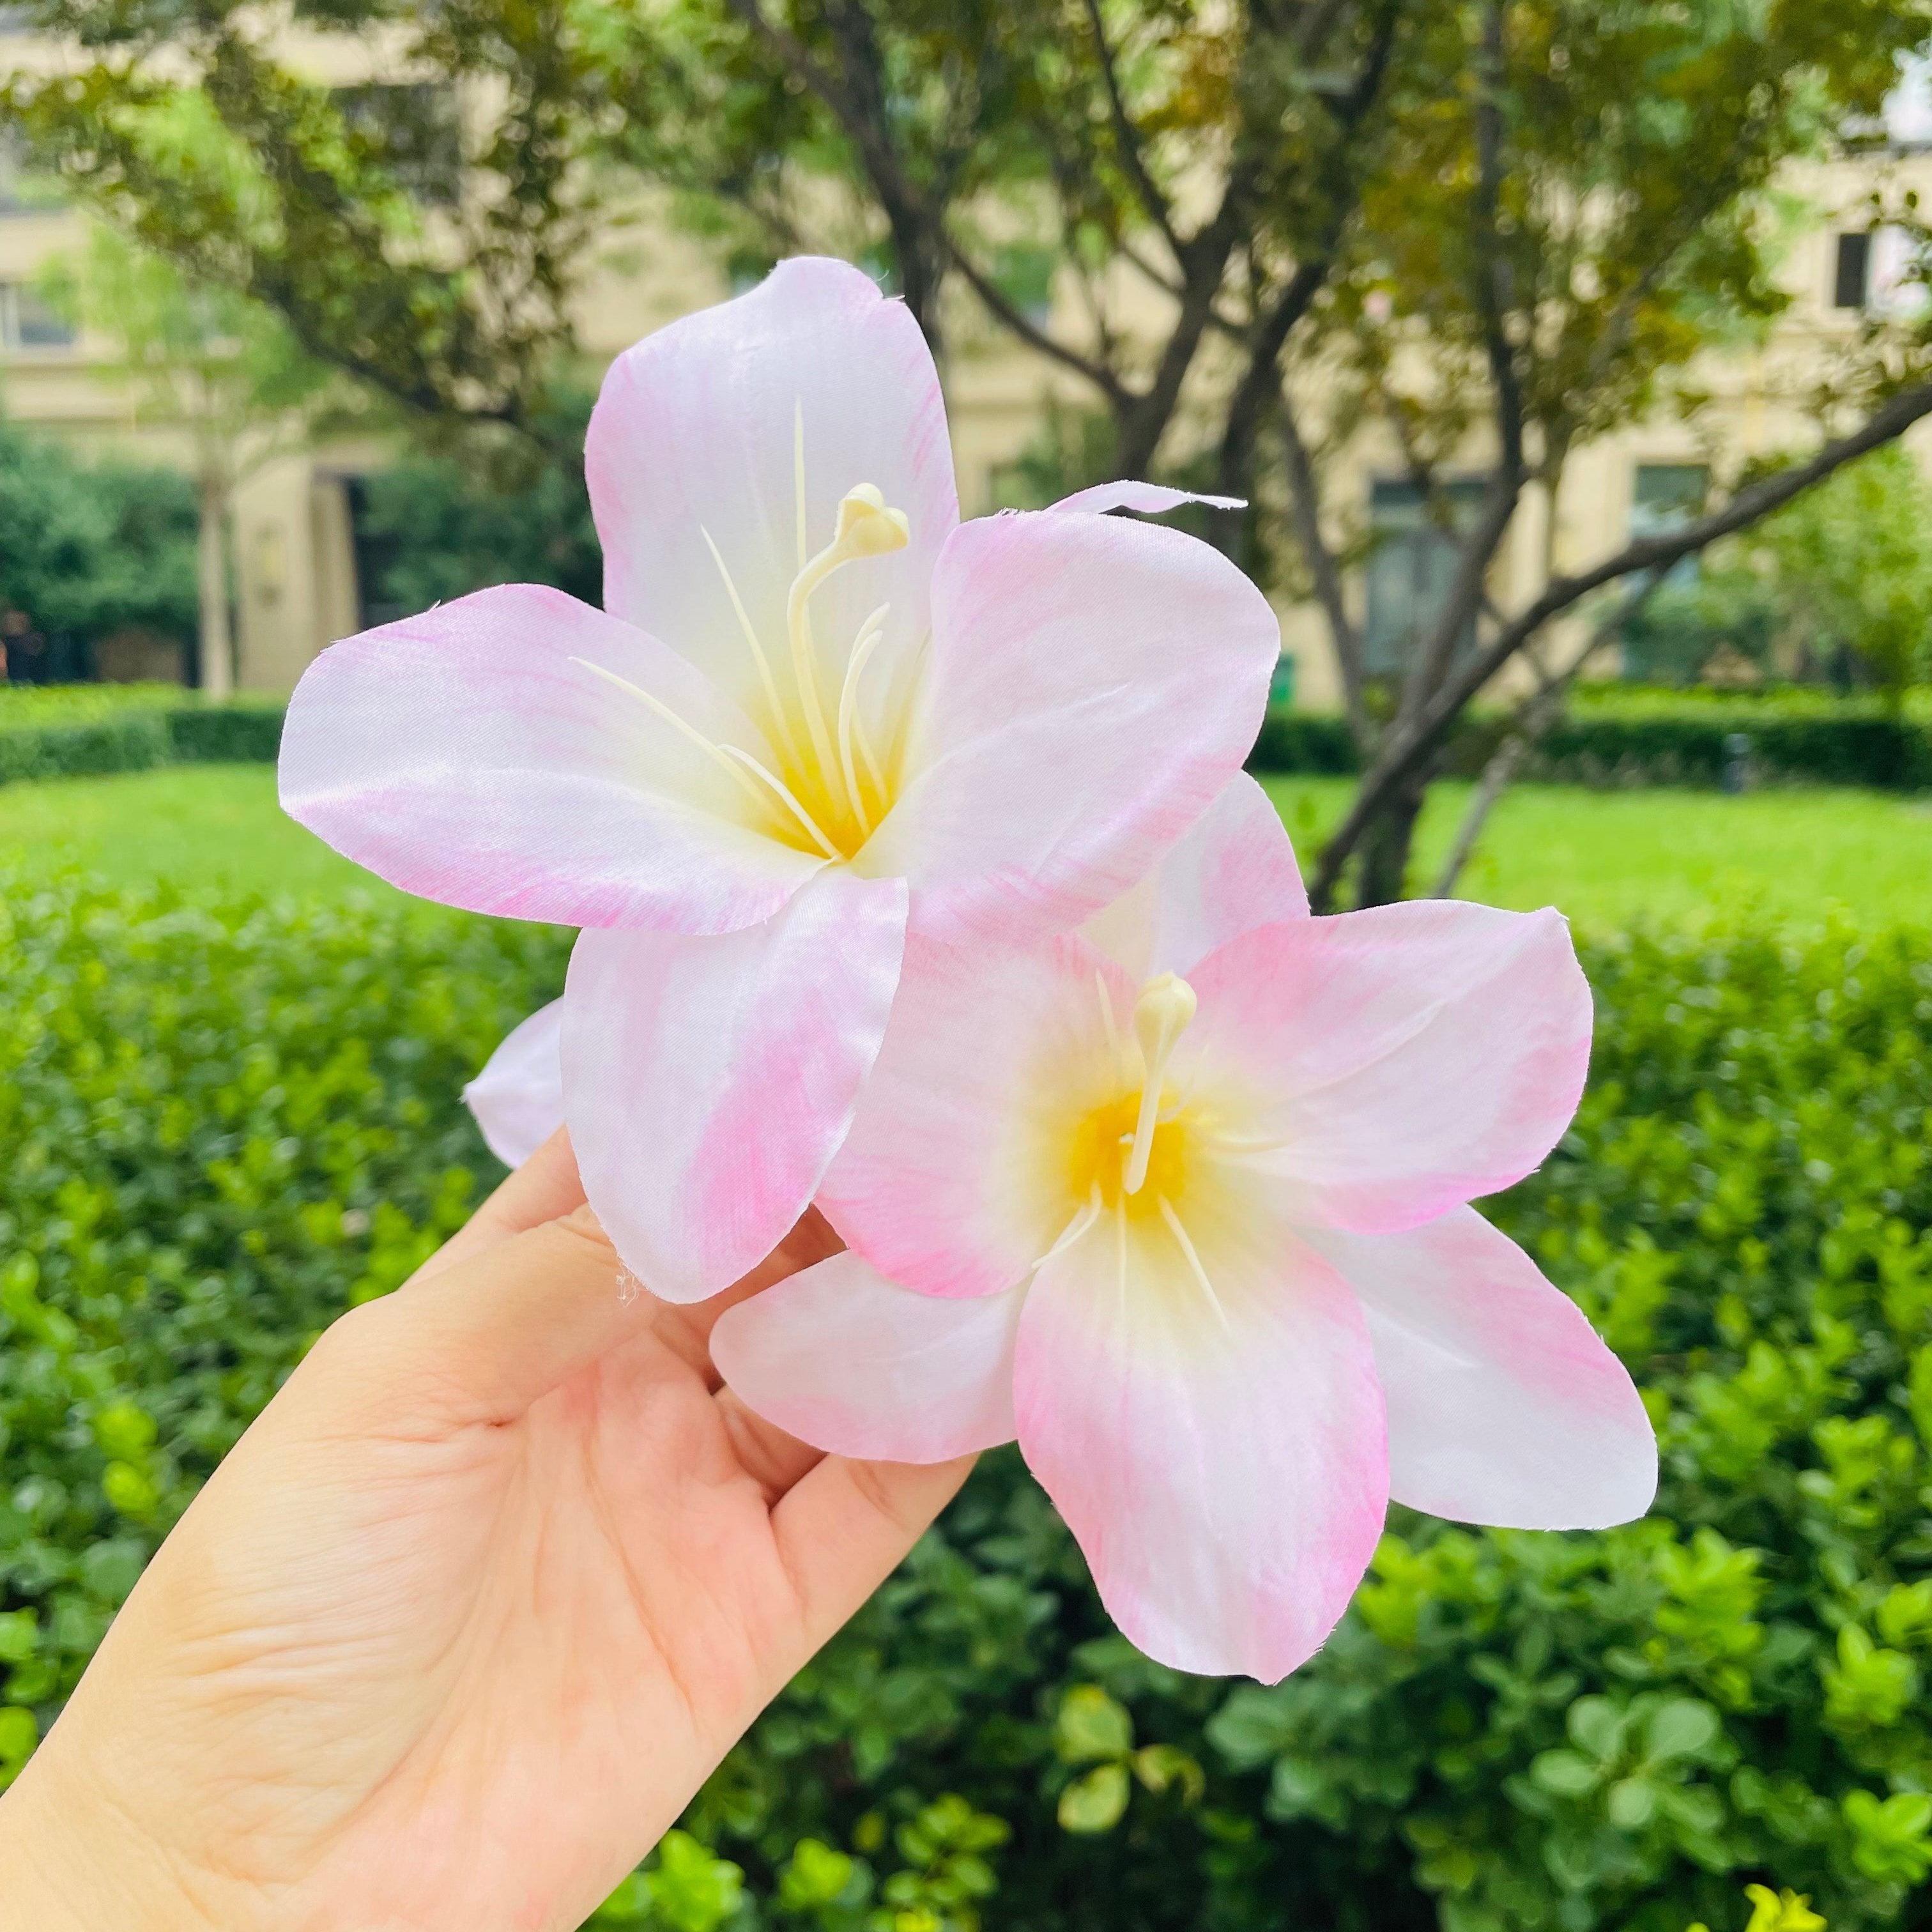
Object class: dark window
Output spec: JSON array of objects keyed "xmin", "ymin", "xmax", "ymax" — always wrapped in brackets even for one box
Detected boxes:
[
  {"xmin": 334, "ymin": 83, "xmax": 463, "ymax": 205},
  {"xmin": 0, "ymin": 280, "xmax": 74, "ymax": 348},
  {"xmin": 1834, "ymin": 231, "xmax": 1872, "ymax": 309},
  {"xmin": 1363, "ymin": 479, "xmax": 1485, "ymax": 677},
  {"xmin": 345, "ymin": 477, "xmax": 410, "ymax": 631}
]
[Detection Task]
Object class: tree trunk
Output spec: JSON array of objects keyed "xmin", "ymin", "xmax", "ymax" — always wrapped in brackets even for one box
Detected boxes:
[
  {"xmin": 1349, "ymin": 765, "xmax": 1429, "ymax": 908},
  {"xmin": 197, "ymin": 476, "xmax": 233, "ymax": 699}
]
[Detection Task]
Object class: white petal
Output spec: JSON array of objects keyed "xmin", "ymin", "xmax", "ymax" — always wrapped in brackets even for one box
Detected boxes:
[
  {"xmin": 712, "ymin": 1252, "xmax": 1023, "ymax": 1462},
  {"xmin": 564, "ymin": 868, "xmax": 907, "ymax": 1304},
  {"xmin": 463, "ymin": 1000, "xmax": 564, "ymax": 1167},
  {"xmin": 1305, "ymin": 1209, "xmax": 1656, "ymax": 1529}
]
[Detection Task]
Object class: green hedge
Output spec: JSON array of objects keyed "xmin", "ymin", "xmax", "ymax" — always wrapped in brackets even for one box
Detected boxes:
[
  {"xmin": 1245, "ymin": 691, "xmax": 1932, "ymax": 792},
  {"xmin": 0, "ymin": 689, "xmax": 284, "ymax": 785},
  {"xmin": 7, "ymin": 881, "xmax": 1932, "ymax": 1932}
]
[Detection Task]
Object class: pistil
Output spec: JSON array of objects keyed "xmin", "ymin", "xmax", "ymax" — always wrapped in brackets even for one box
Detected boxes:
[{"xmin": 1124, "ymin": 973, "xmax": 1197, "ymax": 1195}]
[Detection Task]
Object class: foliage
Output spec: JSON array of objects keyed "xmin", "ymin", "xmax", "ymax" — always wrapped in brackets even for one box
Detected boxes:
[
  {"xmin": 8, "ymin": 879, "xmax": 1932, "ymax": 1927},
  {"xmin": 1756, "ymin": 448, "xmax": 1932, "ymax": 704},
  {"xmin": 0, "ymin": 691, "xmax": 283, "ymax": 786},
  {"xmin": 1620, "ymin": 567, "xmax": 1783, "ymax": 689},
  {"xmin": 0, "ymin": 418, "xmax": 199, "ymax": 652},
  {"xmin": 356, "ymin": 390, "xmax": 602, "ymax": 613}
]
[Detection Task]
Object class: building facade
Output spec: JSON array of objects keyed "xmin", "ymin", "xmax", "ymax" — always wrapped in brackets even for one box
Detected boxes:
[{"xmin": 3, "ymin": 17, "xmax": 1929, "ymax": 704}]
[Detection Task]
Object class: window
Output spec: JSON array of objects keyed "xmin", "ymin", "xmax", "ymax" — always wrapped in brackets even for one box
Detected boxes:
[
  {"xmin": 345, "ymin": 477, "xmax": 410, "ymax": 632},
  {"xmin": 1362, "ymin": 479, "xmax": 1485, "ymax": 677},
  {"xmin": 0, "ymin": 280, "xmax": 74, "ymax": 349},
  {"xmin": 334, "ymin": 83, "xmax": 463, "ymax": 205},
  {"xmin": 1834, "ymin": 232, "xmax": 1872, "ymax": 309}
]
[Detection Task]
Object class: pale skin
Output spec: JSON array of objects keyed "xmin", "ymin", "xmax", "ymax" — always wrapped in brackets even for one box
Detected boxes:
[{"xmin": 0, "ymin": 1131, "xmax": 975, "ymax": 1932}]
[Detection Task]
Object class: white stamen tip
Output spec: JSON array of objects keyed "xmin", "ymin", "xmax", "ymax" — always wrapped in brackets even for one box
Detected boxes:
[
  {"xmin": 1124, "ymin": 972, "xmax": 1197, "ymax": 1196},
  {"xmin": 836, "ymin": 484, "xmax": 910, "ymax": 556}
]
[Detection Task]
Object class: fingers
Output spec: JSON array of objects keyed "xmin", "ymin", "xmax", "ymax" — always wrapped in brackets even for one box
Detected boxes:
[
  {"xmin": 769, "ymin": 1452, "xmax": 977, "ymax": 1653},
  {"xmin": 326, "ymin": 1204, "xmax": 647, "ymax": 1427},
  {"xmin": 406, "ymin": 1127, "xmax": 587, "ymax": 1287}
]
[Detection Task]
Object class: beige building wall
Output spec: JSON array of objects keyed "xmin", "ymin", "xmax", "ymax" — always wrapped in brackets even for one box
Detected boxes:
[{"xmin": 4, "ymin": 15, "xmax": 1929, "ymax": 702}]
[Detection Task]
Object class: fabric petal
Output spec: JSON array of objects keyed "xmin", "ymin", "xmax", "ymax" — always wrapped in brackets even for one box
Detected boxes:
[
  {"xmin": 463, "ymin": 1000, "xmax": 564, "ymax": 1168},
  {"xmin": 1305, "ymin": 1209, "xmax": 1655, "ymax": 1529},
  {"xmin": 587, "ymin": 257, "xmax": 958, "ymax": 736},
  {"xmin": 712, "ymin": 1252, "xmax": 1023, "ymax": 1462},
  {"xmin": 1185, "ymin": 901, "xmax": 1593, "ymax": 1232},
  {"xmin": 564, "ymin": 868, "xmax": 908, "ymax": 1304},
  {"xmin": 280, "ymin": 584, "xmax": 822, "ymax": 932},
  {"xmin": 823, "ymin": 933, "xmax": 1128, "ymax": 1301},
  {"xmin": 1015, "ymin": 1209, "xmax": 1388, "ymax": 1682},
  {"xmin": 1082, "ymin": 772, "xmax": 1308, "ymax": 980},
  {"xmin": 859, "ymin": 509, "xmax": 1279, "ymax": 944},
  {"xmin": 1049, "ymin": 482, "xmax": 1244, "ymax": 516}
]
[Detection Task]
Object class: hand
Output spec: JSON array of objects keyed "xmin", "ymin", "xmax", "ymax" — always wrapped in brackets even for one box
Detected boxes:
[{"xmin": 0, "ymin": 1133, "xmax": 974, "ymax": 1932}]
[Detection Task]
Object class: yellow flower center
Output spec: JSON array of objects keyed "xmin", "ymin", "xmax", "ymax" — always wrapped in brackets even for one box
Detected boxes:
[{"xmin": 573, "ymin": 408, "xmax": 915, "ymax": 863}]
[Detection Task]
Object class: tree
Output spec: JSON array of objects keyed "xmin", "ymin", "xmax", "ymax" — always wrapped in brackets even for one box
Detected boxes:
[
  {"xmin": 12, "ymin": 0, "xmax": 1932, "ymax": 900},
  {"xmin": 1757, "ymin": 443, "xmax": 1932, "ymax": 704},
  {"xmin": 0, "ymin": 415, "xmax": 199, "ymax": 677},
  {"xmin": 43, "ymin": 220, "xmax": 336, "ymax": 694}
]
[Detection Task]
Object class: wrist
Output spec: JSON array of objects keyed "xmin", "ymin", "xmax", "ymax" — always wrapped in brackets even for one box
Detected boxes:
[{"xmin": 0, "ymin": 1739, "xmax": 235, "ymax": 1932}]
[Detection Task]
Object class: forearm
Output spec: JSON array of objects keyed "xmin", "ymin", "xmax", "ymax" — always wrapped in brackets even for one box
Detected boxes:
[{"xmin": 0, "ymin": 1743, "xmax": 241, "ymax": 1932}]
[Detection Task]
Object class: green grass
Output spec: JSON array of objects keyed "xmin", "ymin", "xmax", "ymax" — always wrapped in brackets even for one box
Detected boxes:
[
  {"xmin": 0, "ymin": 764, "xmax": 411, "ymax": 908},
  {"xmin": 1264, "ymin": 775, "xmax": 1932, "ymax": 928},
  {"xmin": 4, "ymin": 763, "xmax": 1932, "ymax": 930}
]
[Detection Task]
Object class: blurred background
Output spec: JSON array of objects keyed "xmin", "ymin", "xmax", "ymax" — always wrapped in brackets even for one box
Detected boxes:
[{"xmin": 8, "ymin": 5, "xmax": 1932, "ymax": 1929}]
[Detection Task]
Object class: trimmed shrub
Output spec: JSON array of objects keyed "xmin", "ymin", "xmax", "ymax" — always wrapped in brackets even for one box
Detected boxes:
[
  {"xmin": 5, "ymin": 884, "xmax": 1932, "ymax": 1931},
  {"xmin": 0, "ymin": 691, "xmax": 284, "ymax": 786}
]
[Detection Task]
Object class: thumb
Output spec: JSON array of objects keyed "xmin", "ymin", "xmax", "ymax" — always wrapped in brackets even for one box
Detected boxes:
[{"xmin": 310, "ymin": 1205, "xmax": 648, "ymax": 1427}]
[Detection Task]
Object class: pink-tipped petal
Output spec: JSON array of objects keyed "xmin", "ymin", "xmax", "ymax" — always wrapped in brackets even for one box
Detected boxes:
[
  {"xmin": 587, "ymin": 257, "xmax": 958, "ymax": 732},
  {"xmin": 823, "ymin": 933, "xmax": 1126, "ymax": 1301},
  {"xmin": 1186, "ymin": 900, "xmax": 1593, "ymax": 1232},
  {"xmin": 713, "ymin": 1252, "xmax": 1023, "ymax": 1462},
  {"xmin": 463, "ymin": 1000, "xmax": 564, "ymax": 1167},
  {"xmin": 1049, "ymin": 482, "xmax": 1245, "ymax": 516},
  {"xmin": 564, "ymin": 868, "xmax": 908, "ymax": 1304},
  {"xmin": 1082, "ymin": 772, "xmax": 1308, "ymax": 979},
  {"xmin": 860, "ymin": 509, "xmax": 1279, "ymax": 945},
  {"xmin": 280, "ymin": 585, "xmax": 821, "ymax": 931},
  {"xmin": 1015, "ymin": 1212, "xmax": 1388, "ymax": 1682},
  {"xmin": 1305, "ymin": 1209, "xmax": 1656, "ymax": 1529}
]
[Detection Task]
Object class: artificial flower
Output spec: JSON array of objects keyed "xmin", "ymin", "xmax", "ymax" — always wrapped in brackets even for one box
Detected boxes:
[
  {"xmin": 280, "ymin": 257, "xmax": 1278, "ymax": 1300},
  {"xmin": 711, "ymin": 776, "xmax": 1657, "ymax": 1680}
]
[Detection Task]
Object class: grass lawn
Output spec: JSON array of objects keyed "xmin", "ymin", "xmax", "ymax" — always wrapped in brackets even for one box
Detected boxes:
[
  {"xmin": 0, "ymin": 764, "xmax": 413, "ymax": 909},
  {"xmin": 4, "ymin": 762, "xmax": 1932, "ymax": 930}
]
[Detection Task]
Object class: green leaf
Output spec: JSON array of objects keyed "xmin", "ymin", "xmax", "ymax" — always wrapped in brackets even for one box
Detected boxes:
[
  {"xmin": 1643, "ymin": 1698, "xmax": 1720, "ymax": 1763},
  {"xmin": 1057, "ymin": 1762, "xmax": 1131, "ymax": 1835},
  {"xmin": 1567, "ymin": 1696, "xmax": 1625, "ymax": 1763},
  {"xmin": 1607, "ymin": 1776, "xmax": 1657, "ymax": 1830},
  {"xmin": 1132, "ymin": 1742, "xmax": 1206, "ymax": 1804},
  {"xmin": 1054, "ymin": 1684, "xmax": 1133, "ymax": 1765},
  {"xmin": 1530, "ymin": 1750, "xmax": 1600, "ymax": 1798}
]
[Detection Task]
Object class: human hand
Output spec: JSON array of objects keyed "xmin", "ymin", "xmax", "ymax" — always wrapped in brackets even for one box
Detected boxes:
[{"xmin": 0, "ymin": 1133, "xmax": 974, "ymax": 1932}]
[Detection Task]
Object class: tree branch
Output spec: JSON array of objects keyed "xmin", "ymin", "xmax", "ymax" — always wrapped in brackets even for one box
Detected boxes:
[
  {"xmin": 1080, "ymin": 0, "xmax": 1178, "ymax": 252},
  {"xmin": 1278, "ymin": 387, "xmax": 1371, "ymax": 747},
  {"xmin": 1311, "ymin": 374, "xmax": 1932, "ymax": 905}
]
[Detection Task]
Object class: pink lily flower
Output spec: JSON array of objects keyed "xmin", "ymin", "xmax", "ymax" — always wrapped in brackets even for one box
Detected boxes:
[
  {"xmin": 280, "ymin": 258, "xmax": 1278, "ymax": 1301},
  {"xmin": 710, "ymin": 777, "xmax": 1657, "ymax": 1681}
]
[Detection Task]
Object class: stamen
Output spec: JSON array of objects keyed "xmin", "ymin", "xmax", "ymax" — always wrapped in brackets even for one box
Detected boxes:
[
  {"xmin": 570, "ymin": 656, "xmax": 779, "ymax": 825},
  {"xmin": 836, "ymin": 603, "xmax": 889, "ymax": 842},
  {"xmin": 1124, "ymin": 973, "xmax": 1198, "ymax": 1195},
  {"xmin": 570, "ymin": 655, "xmax": 841, "ymax": 861},
  {"xmin": 785, "ymin": 486, "xmax": 911, "ymax": 827},
  {"xmin": 1114, "ymin": 1197, "xmax": 1130, "ymax": 1310},
  {"xmin": 702, "ymin": 526, "xmax": 801, "ymax": 767},
  {"xmin": 1095, "ymin": 970, "xmax": 1123, "ymax": 1077},
  {"xmin": 1040, "ymin": 1183, "xmax": 1106, "ymax": 1266},
  {"xmin": 1158, "ymin": 1196, "xmax": 1230, "ymax": 1330},
  {"xmin": 716, "ymin": 746, "xmax": 843, "ymax": 861},
  {"xmin": 794, "ymin": 400, "xmax": 808, "ymax": 572}
]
